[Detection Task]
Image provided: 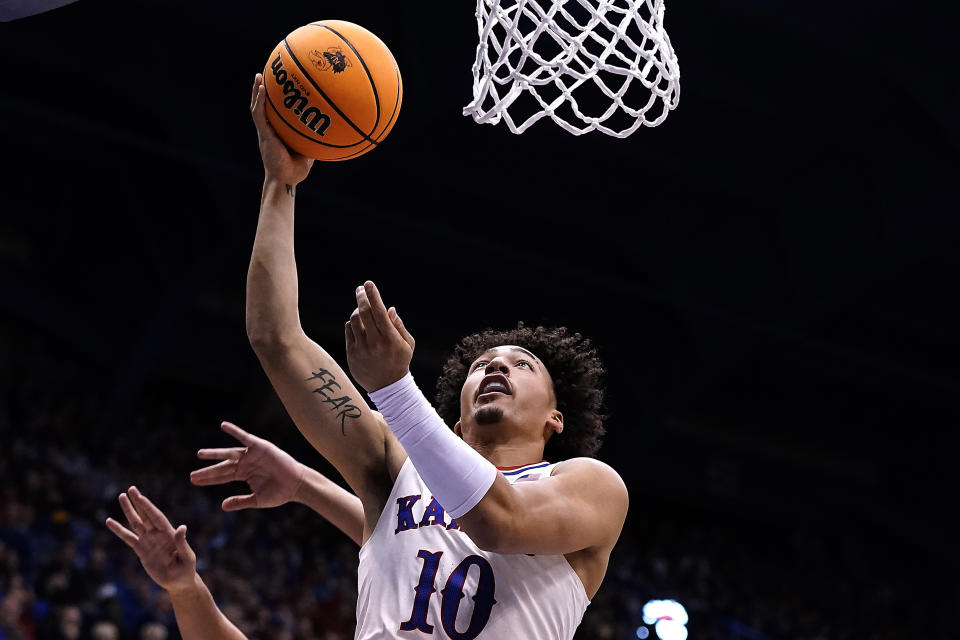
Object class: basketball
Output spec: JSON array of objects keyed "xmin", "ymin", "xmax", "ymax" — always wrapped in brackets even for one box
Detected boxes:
[{"xmin": 262, "ymin": 21, "xmax": 402, "ymax": 161}]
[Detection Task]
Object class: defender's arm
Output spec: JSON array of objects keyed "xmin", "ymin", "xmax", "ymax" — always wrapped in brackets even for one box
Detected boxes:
[
  {"xmin": 168, "ymin": 578, "xmax": 249, "ymax": 640},
  {"xmin": 106, "ymin": 488, "xmax": 248, "ymax": 640},
  {"xmin": 191, "ymin": 422, "xmax": 365, "ymax": 546},
  {"xmin": 295, "ymin": 465, "xmax": 365, "ymax": 546}
]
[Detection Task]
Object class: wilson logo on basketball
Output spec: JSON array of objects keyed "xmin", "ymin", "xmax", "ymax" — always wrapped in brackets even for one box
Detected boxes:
[
  {"xmin": 309, "ymin": 47, "xmax": 352, "ymax": 74},
  {"xmin": 270, "ymin": 53, "xmax": 332, "ymax": 136}
]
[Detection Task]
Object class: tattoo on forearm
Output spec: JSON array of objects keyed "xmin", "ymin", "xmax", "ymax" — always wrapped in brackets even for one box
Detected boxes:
[
  {"xmin": 307, "ymin": 369, "xmax": 363, "ymax": 435},
  {"xmin": 285, "ymin": 183, "xmax": 296, "ymax": 198}
]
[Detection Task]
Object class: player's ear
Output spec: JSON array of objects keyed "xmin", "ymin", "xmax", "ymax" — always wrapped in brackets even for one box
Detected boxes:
[
  {"xmin": 454, "ymin": 421, "xmax": 463, "ymax": 437},
  {"xmin": 552, "ymin": 410, "xmax": 564, "ymax": 434},
  {"xmin": 544, "ymin": 410, "xmax": 563, "ymax": 436}
]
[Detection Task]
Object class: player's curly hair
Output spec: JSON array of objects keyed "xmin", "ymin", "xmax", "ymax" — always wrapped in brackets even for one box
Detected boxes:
[{"xmin": 434, "ymin": 323, "xmax": 607, "ymax": 460}]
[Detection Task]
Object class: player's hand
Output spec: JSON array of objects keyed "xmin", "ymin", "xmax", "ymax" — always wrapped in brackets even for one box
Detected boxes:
[
  {"xmin": 105, "ymin": 487, "xmax": 198, "ymax": 594},
  {"xmin": 190, "ymin": 421, "xmax": 305, "ymax": 511},
  {"xmin": 345, "ymin": 280, "xmax": 416, "ymax": 392},
  {"xmin": 250, "ymin": 72, "xmax": 314, "ymax": 185}
]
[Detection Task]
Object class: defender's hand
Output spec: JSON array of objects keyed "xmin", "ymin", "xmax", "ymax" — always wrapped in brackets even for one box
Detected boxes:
[
  {"xmin": 345, "ymin": 281, "xmax": 415, "ymax": 392},
  {"xmin": 106, "ymin": 487, "xmax": 197, "ymax": 594},
  {"xmin": 190, "ymin": 422, "xmax": 305, "ymax": 511},
  {"xmin": 250, "ymin": 73, "xmax": 314, "ymax": 185}
]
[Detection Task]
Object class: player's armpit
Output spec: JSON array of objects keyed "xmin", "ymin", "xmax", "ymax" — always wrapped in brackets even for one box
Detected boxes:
[
  {"xmin": 457, "ymin": 457, "xmax": 628, "ymax": 556},
  {"xmin": 251, "ymin": 331, "xmax": 398, "ymax": 502}
]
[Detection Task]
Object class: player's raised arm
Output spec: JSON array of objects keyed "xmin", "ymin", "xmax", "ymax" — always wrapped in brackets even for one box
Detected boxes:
[
  {"xmin": 190, "ymin": 422, "xmax": 365, "ymax": 546},
  {"xmin": 105, "ymin": 488, "xmax": 248, "ymax": 640},
  {"xmin": 244, "ymin": 73, "xmax": 402, "ymax": 508}
]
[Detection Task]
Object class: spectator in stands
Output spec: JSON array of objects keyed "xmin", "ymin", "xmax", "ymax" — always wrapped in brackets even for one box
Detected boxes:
[{"xmin": 90, "ymin": 621, "xmax": 118, "ymax": 640}]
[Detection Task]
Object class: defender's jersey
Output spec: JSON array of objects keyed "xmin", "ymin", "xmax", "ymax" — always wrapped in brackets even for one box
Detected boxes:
[{"xmin": 356, "ymin": 459, "xmax": 590, "ymax": 640}]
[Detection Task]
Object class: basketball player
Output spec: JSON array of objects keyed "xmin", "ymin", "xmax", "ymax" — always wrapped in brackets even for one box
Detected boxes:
[
  {"xmin": 244, "ymin": 69, "xmax": 627, "ymax": 638},
  {"xmin": 107, "ymin": 72, "xmax": 628, "ymax": 639}
]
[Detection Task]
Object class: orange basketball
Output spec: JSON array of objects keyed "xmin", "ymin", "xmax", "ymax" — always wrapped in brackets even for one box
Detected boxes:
[{"xmin": 262, "ymin": 21, "xmax": 402, "ymax": 161}]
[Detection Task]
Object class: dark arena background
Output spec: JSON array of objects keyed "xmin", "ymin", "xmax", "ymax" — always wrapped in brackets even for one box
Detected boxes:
[{"xmin": 1, "ymin": 1, "xmax": 957, "ymax": 639}]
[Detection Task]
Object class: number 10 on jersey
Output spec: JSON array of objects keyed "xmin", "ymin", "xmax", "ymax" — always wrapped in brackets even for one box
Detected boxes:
[{"xmin": 401, "ymin": 550, "xmax": 497, "ymax": 640}]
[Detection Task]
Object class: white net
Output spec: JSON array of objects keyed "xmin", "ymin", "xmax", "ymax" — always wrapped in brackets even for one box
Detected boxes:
[{"xmin": 463, "ymin": 0, "xmax": 680, "ymax": 137}]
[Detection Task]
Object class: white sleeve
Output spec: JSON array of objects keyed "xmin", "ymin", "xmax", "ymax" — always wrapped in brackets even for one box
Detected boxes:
[{"xmin": 369, "ymin": 373, "xmax": 498, "ymax": 518}]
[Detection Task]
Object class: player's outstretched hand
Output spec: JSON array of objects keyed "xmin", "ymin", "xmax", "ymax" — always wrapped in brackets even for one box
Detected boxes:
[
  {"xmin": 250, "ymin": 72, "xmax": 314, "ymax": 186},
  {"xmin": 105, "ymin": 487, "xmax": 197, "ymax": 594},
  {"xmin": 190, "ymin": 421, "xmax": 305, "ymax": 511},
  {"xmin": 345, "ymin": 280, "xmax": 415, "ymax": 392}
]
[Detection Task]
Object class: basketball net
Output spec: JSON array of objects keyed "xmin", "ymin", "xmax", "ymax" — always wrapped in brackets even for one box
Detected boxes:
[{"xmin": 463, "ymin": 0, "xmax": 680, "ymax": 137}]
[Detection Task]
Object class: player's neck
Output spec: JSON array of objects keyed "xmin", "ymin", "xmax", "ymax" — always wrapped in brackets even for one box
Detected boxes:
[{"xmin": 469, "ymin": 440, "xmax": 547, "ymax": 468}]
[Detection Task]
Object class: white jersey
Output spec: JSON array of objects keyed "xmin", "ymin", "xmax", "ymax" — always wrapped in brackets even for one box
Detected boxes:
[{"xmin": 356, "ymin": 458, "xmax": 590, "ymax": 640}]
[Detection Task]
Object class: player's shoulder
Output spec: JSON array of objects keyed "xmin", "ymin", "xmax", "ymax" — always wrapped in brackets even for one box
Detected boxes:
[
  {"xmin": 552, "ymin": 456, "xmax": 622, "ymax": 478},
  {"xmin": 552, "ymin": 457, "xmax": 628, "ymax": 499}
]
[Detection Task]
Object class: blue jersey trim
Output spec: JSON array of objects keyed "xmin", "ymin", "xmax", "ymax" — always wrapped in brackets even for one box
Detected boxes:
[{"xmin": 500, "ymin": 461, "xmax": 551, "ymax": 476}]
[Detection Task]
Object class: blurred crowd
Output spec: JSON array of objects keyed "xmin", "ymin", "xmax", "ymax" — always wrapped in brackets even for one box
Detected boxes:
[{"xmin": 0, "ymin": 319, "xmax": 952, "ymax": 640}]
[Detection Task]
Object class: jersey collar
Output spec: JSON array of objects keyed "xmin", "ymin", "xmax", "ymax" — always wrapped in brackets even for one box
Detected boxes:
[{"xmin": 497, "ymin": 460, "xmax": 550, "ymax": 476}]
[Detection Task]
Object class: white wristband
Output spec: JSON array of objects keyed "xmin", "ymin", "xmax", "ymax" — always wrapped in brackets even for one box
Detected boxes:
[{"xmin": 369, "ymin": 372, "xmax": 498, "ymax": 519}]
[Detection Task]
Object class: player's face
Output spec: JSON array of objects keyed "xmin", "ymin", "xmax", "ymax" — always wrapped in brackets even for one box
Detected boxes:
[{"xmin": 457, "ymin": 345, "xmax": 561, "ymax": 446}]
